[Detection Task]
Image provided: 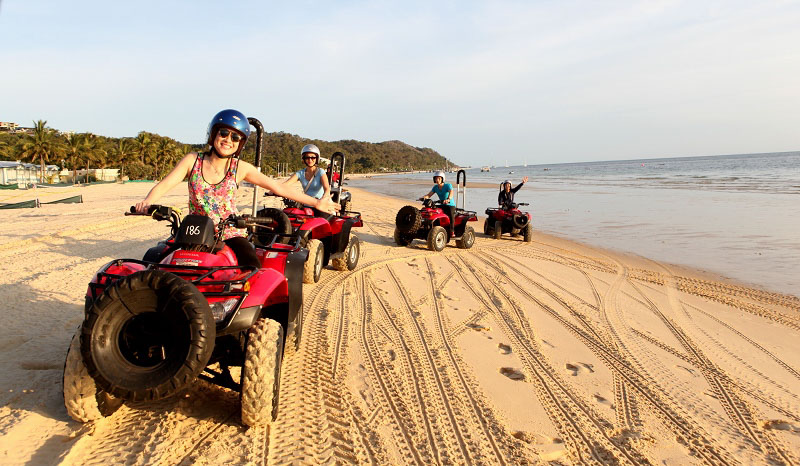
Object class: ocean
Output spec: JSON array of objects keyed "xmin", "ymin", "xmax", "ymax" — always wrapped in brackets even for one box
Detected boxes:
[{"xmin": 346, "ymin": 152, "xmax": 800, "ymax": 295}]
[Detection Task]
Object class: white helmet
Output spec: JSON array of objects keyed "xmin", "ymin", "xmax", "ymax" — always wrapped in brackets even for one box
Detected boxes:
[
  {"xmin": 502, "ymin": 180, "xmax": 512, "ymax": 187},
  {"xmin": 301, "ymin": 144, "xmax": 320, "ymax": 157},
  {"xmin": 433, "ymin": 170, "xmax": 446, "ymax": 182}
]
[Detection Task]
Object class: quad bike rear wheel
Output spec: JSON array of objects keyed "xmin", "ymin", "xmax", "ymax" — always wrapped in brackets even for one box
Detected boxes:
[
  {"xmin": 241, "ymin": 318, "xmax": 284, "ymax": 426},
  {"xmin": 493, "ymin": 221, "xmax": 502, "ymax": 240},
  {"xmin": 81, "ymin": 270, "xmax": 215, "ymax": 402},
  {"xmin": 457, "ymin": 225, "xmax": 475, "ymax": 249},
  {"xmin": 393, "ymin": 228, "xmax": 412, "ymax": 247},
  {"xmin": 332, "ymin": 234, "xmax": 360, "ymax": 271},
  {"xmin": 483, "ymin": 219, "xmax": 491, "ymax": 236},
  {"xmin": 427, "ymin": 226, "xmax": 447, "ymax": 252},
  {"xmin": 303, "ymin": 239, "xmax": 324, "ymax": 283},
  {"xmin": 396, "ymin": 206, "xmax": 422, "ymax": 235},
  {"xmin": 523, "ymin": 223, "xmax": 533, "ymax": 242},
  {"xmin": 63, "ymin": 328, "xmax": 123, "ymax": 422}
]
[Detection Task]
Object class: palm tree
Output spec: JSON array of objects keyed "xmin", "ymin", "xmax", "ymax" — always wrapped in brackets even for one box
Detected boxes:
[
  {"xmin": 83, "ymin": 134, "xmax": 107, "ymax": 183},
  {"xmin": 152, "ymin": 138, "xmax": 176, "ymax": 180},
  {"xmin": 18, "ymin": 120, "xmax": 62, "ymax": 183},
  {"xmin": 113, "ymin": 138, "xmax": 134, "ymax": 180},
  {"xmin": 64, "ymin": 133, "xmax": 86, "ymax": 184},
  {"xmin": 134, "ymin": 132, "xmax": 153, "ymax": 165}
]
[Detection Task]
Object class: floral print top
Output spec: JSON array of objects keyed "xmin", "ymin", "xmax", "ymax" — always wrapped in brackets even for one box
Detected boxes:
[{"xmin": 188, "ymin": 153, "xmax": 245, "ymax": 240}]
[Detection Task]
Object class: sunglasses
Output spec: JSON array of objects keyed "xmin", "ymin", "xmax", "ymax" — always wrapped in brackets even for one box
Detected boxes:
[
  {"xmin": 302, "ymin": 155, "xmax": 317, "ymax": 161},
  {"xmin": 217, "ymin": 128, "xmax": 242, "ymax": 142}
]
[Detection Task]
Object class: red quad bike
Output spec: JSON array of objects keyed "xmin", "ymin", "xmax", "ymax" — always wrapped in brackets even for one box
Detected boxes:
[
  {"xmin": 394, "ymin": 169, "xmax": 478, "ymax": 251},
  {"xmin": 484, "ymin": 201, "xmax": 533, "ymax": 242},
  {"xmin": 259, "ymin": 151, "xmax": 363, "ymax": 284},
  {"xmin": 62, "ymin": 118, "xmax": 306, "ymax": 427}
]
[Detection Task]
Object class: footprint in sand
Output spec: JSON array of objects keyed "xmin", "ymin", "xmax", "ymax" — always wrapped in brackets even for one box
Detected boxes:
[
  {"xmin": 593, "ymin": 393, "xmax": 614, "ymax": 408},
  {"xmin": 498, "ymin": 343, "xmax": 512, "ymax": 354},
  {"xmin": 500, "ymin": 367, "xmax": 525, "ymax": 381},
  {"xmin": 512, "ymin": 431, "xmax": 563, "ymax": 445},
  {"xmin": 566, "ymin": 362, "xmax": 594, "ymax": 376},
  {"xmin": 761, "ymin": 420, "xmax": 800, "ymax": 432},
  {"xmin": 467, "ymin": 323, "xmax": 490, "ymax": 332}
]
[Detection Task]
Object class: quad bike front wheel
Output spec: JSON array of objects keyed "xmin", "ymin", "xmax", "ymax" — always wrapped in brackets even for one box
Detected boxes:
[
  {"xmin": 303, "ymin": 239, "xmax": 324, "ymax": 283},
  {"xmin": 63, "ymin": 328, "xmax": 123, "ymax": 422},
  {"xmin": 332, "ymin": 235, "xmax": 360, "ymax": 271},
  {"xmin": 241, "ymin": 318, "xmax": 284, "ymax": 426},
  {"xmin": 393, "ymin": 228, "xmax": 412, "ymax": 247},
  {"xmin": 427, "ymin": 226, "xmax": 447, "ymax": 252},
  {"xmin": 493, "ymin": 221, "xmax": 502, "ymax": 240},
  {"xmin": 523, "ymin": 223, "xmax": 533, "ymax": 242},
  {"xmin": 457, "ymin": 225, "xmax": 475, "ymax": 249},
  {"xmin": 81, "ymin": 270, "xmax": 216, "ymax": 402}
]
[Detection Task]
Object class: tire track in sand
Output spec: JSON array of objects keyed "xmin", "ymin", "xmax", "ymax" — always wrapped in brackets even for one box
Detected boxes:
[
  {"xmin": 465, "ymin": 251, "xmax": 735, "ymax": 465},
  {"xmin": 451, "ymin": 253, "xmax": 647, "ymax": 465},
  {"xmin": 631, "ymin": 269, "xmax": 798, "ymax": 465}
]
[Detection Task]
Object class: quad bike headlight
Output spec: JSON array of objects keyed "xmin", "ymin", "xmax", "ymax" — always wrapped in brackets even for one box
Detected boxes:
[{"xmin": 210, "ymin": 298, "xmax": 239, "ymax": 322}]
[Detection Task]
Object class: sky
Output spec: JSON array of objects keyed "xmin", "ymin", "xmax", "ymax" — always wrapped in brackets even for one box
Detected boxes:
[{"xmin": 1, "ymin": 0, "xmax": 799, "ymax": 166}]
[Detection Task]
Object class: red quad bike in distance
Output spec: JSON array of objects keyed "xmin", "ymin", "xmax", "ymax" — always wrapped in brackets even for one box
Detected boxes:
[
  {"xmin": 394, "ymin": 169, "xmax": 478, "ymax": 251},
  {"xmin": 260, "ymin": 151, "xmax": 363, "ymax": 284},
  {"xmin": 485, "ymin": 201, "xmax": 533, "ymax": 242},
  {"xmin": 62, "ymin": 118, "xmax": 307, "ymax": 427}
]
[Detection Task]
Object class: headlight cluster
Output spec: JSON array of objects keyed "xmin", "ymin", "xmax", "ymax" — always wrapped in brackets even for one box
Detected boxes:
[{"xmin": 210, "ymin": 298, "xmax": 239, "ymax": 322}]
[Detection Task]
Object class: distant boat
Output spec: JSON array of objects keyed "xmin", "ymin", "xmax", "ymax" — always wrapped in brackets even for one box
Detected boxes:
[
  {"xmin": 481, "ymin": 166, "xmax": 491, "ymax": 172},
  {"xmin": 543, "ymin": 168, "xmax": 550, "ymax": 171},
  {"xmin": 508, "ymin": 171, "xmax": 514, "ymax": 174}
]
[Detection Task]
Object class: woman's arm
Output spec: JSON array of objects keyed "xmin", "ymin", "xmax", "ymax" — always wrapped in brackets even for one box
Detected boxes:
[
  {"xmin": 283, "ymin": 173, "xmax": 299, "ymax": 185},
  {"xmin": 240, "ymin": 162, "xmax": 339, "ymax": 212},
  {"xmin": 135, "ymin": 153, "xmax": 196, "ymax": 212}
]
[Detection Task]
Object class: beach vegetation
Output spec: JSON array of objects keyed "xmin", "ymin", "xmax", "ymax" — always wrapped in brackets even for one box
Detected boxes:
[
  {"xmin": 16, "ymin": 120, "xmax": 63, "ymax": 183},
  {"xmin": 0, "ymin": 123, "xmax": 452, "ymax": 180}
]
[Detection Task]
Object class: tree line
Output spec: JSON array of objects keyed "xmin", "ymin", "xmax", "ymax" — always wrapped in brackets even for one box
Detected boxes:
[{"xmin": 0, "ymin": 120, "xmax": 452, "ymax": 182}]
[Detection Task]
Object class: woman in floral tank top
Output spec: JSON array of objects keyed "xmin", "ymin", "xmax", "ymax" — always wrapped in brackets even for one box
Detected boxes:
[{"xmin": 135, "ymin": 109, "xmax": 339, "ymax": 268}]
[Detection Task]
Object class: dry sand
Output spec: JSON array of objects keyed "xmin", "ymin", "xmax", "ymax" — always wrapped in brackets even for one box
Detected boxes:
[{"xmin": 1, "ymin": 182, "xmax": 799, "ymax": 465}]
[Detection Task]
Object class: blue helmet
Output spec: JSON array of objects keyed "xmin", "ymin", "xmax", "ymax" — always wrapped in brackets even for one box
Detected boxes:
[{"xmin": 206, "ymin": 109, "xmax": 251, "ymax": 156}]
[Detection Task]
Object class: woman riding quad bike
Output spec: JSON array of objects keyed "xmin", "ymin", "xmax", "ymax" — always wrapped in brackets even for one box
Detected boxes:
[
  {"xmin": 485, "ymin": 177, "xmax": 532, "ymax": 242},
  {"xmin": 63, "ymin": 112, "xmax": 326, "ymax": 427},
  {"xmin": 394, "ymin": 170, "xmax": 477, "ymax": 251},
  {"xmin": 261, "ymin": 151, "xmax": 362, "ymax": 284}
]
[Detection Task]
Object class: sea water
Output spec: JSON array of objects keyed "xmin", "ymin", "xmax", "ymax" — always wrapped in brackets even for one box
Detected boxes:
[{"xmin": 346, "ymin": 152, "xmax": 800, "ymax": 295}]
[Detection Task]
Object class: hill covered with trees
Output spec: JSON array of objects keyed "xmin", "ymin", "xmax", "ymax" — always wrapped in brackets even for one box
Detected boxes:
[{"xmin": 0, "ymin": 120, "xmax": 452, "ymax": 181}]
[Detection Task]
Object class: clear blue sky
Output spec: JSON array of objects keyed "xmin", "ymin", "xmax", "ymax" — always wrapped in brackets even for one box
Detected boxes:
[{"xmin": 1, "ymin": 0, "xmax": 798, "ymax": 166}]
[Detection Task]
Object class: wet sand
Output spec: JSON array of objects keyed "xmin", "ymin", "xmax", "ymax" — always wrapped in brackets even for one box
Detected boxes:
[{"xmin": 1, "ymin": 182, "xmax": 799, "ymax": 464}]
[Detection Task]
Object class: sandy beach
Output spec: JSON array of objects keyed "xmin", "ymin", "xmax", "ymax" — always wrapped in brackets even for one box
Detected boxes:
[{"xmin": 1, "ymin": 182, "xmax": 799, "ymax": 465}]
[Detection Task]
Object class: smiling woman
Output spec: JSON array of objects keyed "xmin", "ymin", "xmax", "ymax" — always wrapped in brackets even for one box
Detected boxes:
[{"xmin": 134, "ymin": 109, "xmax": 339, "ymax": 268}]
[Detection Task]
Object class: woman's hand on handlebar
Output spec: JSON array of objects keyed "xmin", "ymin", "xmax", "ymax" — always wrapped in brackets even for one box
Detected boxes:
[{"xmin": 134, "ymin": 201, "xmax": 151, "ymax": 214}]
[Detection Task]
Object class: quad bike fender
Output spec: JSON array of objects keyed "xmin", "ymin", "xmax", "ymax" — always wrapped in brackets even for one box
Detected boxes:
[
  {"xmin": 283, "ymin": 248, "xmax": 307, "ymax": 348},
  {"xmin": 298, "ymin": 217, "xmax": 332, "ymax": 239},
  {"xmin": 241, "ymin": 269, "xmax": 287, "ymax": 309},
  {"xmin": 329, "ymin": 217, "xmax": 360, "ymax": 256},
  {"xmin": 85, "ymin": 260, "xmax": 147, "ymax": 303}
]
